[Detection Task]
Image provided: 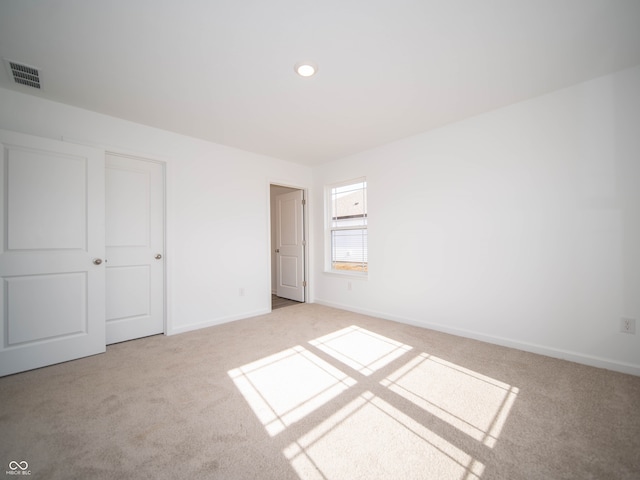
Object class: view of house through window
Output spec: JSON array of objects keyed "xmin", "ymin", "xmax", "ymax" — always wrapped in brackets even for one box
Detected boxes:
[{"xmin": 328, "ymin": 179, "xmax": 367, "ymax": 273}]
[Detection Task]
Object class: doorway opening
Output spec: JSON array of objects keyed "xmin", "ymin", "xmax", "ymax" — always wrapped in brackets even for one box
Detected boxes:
[{"xmin": 270, "ymin": 184, "xmax": 307, "ymax": 310}]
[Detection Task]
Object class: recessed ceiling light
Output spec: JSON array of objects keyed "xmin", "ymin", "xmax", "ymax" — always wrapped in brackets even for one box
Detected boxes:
[{"xmin": 294, "ymin": 62, "xmax": 318, "ymax": 78}]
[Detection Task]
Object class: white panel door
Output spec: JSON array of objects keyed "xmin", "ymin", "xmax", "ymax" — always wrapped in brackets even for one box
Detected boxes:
[
  {"xmin": 0, "ymin": 129, "xmax": 105, "ymax": 377},
  {"xmin": 105, "ymin": 154, "xmax": 164, "ymax": 344},
  {"xmin": 276, "ymin": 190, "xmax": 305, "ymax": 302}
]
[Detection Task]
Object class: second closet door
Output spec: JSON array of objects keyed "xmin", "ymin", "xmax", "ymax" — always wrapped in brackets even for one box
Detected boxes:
[{"xmin": 105, "ymin": 154, "xmax": 164, "ymax": 345}]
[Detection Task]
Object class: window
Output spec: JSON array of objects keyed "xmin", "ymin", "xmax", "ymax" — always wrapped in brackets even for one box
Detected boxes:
[{"xmin": 327, "ymin": 178, "xmax": 367, "ymax": 274}]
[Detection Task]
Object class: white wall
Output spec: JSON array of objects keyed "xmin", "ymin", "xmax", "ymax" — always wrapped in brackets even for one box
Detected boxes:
[
  {"xmin": 0, "ymin": 87, "xmax": 312, "ymax": 335},
  {"xmin": 312, "ymin": 65, "xmax": 640, "ymax": 375}
]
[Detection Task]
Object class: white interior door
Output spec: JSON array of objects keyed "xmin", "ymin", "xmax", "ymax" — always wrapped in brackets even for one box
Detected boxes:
[
  {"xmin": 275, "ymin": 190, "xmax": 305, "ymax": 302},
  {"xmin": 0, "ymin": 129, "xmax": 105, "ymax": 377},
  {"xmin": 105, "ymin": 154, "xmax": 164, "ymax": 344}
]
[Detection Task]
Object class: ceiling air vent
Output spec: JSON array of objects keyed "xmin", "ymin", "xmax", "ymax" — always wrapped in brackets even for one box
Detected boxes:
[{"xmin": 4, "ymin": 59, "xmax": 41, "ymax": 89}]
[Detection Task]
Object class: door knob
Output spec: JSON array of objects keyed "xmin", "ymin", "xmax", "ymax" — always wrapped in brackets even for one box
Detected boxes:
[
  {"xmin": 275, "ymin": 249, "xmax": 280, "ymax": 253},
  {"xmin": 155, "ymin": 254, "xmax": 162, "ymax": 260},
  {"xmin": 93, "ymin": 258, "xmax": 103, "ymax": 265}
]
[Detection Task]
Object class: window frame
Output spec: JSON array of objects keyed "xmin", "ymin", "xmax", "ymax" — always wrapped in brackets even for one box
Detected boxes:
[{"xmin": 325, "ymin": 177, "xmax": 368, "ymax": 277}]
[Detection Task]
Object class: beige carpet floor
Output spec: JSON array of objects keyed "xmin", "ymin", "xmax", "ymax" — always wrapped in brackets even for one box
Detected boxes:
[{"xmin": 1, "ymin": 303, "xmax": 639, "ymax": 479}]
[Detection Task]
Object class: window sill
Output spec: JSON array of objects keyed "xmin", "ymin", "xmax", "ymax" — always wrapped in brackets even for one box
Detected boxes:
[{"xmin": 323, "ymin": 270, "xmax": 368, "ymax": 279}]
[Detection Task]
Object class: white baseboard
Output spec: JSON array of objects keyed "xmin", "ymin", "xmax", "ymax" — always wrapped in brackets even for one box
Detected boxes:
[
  {"xmin": 313, "ymin": 298, "xmax": 640, "ymax": 377},
  {"xmin": 167, "ymin": 308, "xmax": 271, "ymax": 336}
]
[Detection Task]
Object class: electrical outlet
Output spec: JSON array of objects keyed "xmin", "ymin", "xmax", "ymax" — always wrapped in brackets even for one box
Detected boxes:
[
  {"xmin": 620, "ymin": 318, "xmax": 636, "ymax": 334},
  {"xmin": 239, "ymin": 287, "xmax": 245, "ymax": 297},
  {"xmin": 347, "ymin": 281, "xmax": 352, "ymax": 291}
]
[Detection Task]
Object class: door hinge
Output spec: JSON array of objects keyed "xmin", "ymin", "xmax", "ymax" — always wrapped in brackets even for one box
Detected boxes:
[
  {"xmin": 302, "ymin": 199, "xmax": 306, "ymax": 206},
  {"xmin": 303, "ymin": 281, "xmax": 307, "ymax": 287},
  {"xmin": 302, "ymin": 240, "xmax": 306, "ymax": 246}
]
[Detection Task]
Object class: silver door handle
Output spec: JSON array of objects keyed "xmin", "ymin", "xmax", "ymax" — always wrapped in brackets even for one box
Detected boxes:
[
  {"xmin": 93, "ymin": 258, "xmax": 103, "ymax": 265},
  {"xmin": 155, "ymin": 254, "xmax": 162, "ymax": 260}
]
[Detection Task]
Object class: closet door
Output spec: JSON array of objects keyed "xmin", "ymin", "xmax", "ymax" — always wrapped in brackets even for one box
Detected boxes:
[
  {"xmin": 0, "ymin": 129, "xmax": 105, "ymax": 377},
  {"xmin": 105, "ymin": 154, "xmax": 164, "ymax": 344}
]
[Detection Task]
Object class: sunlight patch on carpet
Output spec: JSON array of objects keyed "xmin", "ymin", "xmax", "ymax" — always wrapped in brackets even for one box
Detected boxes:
[
  {"xmin": 230, "ymin": 325, "xmax": 518, "ymax": 478},
  {"xmin": 309, "ymin": 325, "xmax": 412, "ymax": 376},
  {"xmin": 380, "ymin": 353, "xmax": 519, "ymax": 447},
  {"xmin": 228, "ymin": 346, "xmax": 357, "ymax": 436},
  {"xmin": 283, "ymin": 391, "xmax": 485, "ymax": 480}
]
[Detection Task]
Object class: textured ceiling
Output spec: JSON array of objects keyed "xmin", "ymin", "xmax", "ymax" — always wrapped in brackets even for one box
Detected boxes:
[{"xmin": 1, "ymin": 0, "xmax": 639, "ymax": 165}]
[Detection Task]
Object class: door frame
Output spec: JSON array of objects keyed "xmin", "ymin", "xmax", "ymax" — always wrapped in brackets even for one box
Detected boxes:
[{"xmin": 268, "ymin": 181, "xmax": 309, "ymax": 309}]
